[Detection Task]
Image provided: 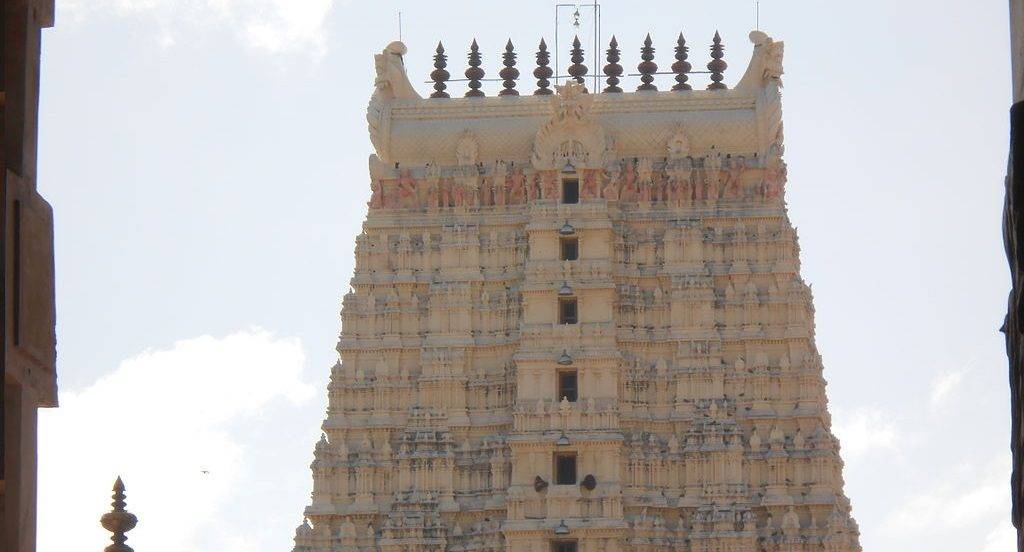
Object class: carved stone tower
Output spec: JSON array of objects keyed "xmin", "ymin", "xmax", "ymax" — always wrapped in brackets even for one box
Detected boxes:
[{"xmin": 294, "ymin": 32, "xmax": 862, "ymax": 552}]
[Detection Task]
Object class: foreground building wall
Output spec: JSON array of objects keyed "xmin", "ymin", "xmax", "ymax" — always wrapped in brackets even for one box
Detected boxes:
[
  {"xmin": 295, "ymin": 31, "xmax": 861, "ymax": 552},
  {"xmin": 2, "ymin": 1, "xmax": 58, "ymax": 552},
  {"xmin": 1005, "ymin": 1, "xmax": 1024, "ymax": 550}
]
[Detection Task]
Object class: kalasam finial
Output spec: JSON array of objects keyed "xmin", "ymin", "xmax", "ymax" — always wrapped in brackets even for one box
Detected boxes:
[
  {"xmin": 671, "ymin": 32, "xmax": 692, "ymax": 91},
  {"xmin": 465, "ymin": 39, "xmax": 485, "ymax": 97},
  {"xmin": 603, "ymin": 36, "xmax": 623, "ymax": 93},
  {"xmin": 637, "ymin": 33, "xmax": 658, "ymax": 92},
  {"xmin": 430, "ymin": 41, "xmax": 450, "ymax": 99},
  {"xmin": 707, "ymin": 31, "xmax": 728, "ymax": 90},
  {"xmin": 568, "ymin": 35, "xmax": 588, "ymax": 86},
  {"xmin": 534, "ymin": 38, "xmax": 553, "ymax": 95},
  {"xmin": 100, "ymin": 476, "xmax": 138, "ymax": 552},
  {"xmin": 499, "ymin": 39, "xmax": 520, "ymax": 96}
]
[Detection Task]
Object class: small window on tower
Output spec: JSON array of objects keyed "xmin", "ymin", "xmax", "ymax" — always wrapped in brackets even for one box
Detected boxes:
[
  {"xmin": 554, "ymin": 452, "xmax": 577, "ymax": 485},
  {"xmin": 558, "ymin": 297, "xmax": 578, "ymax": 325},
  {"xmin": 558, "ymin": 371, "xmax": 578, "ymax": 402},
  {"xmin": 551, "ymin": 541, "xmax": 578, "ymax": 552},
  {"xmin": 562, "ymin": 177, "xmax": 579, "ymax": 204},
  {"xmin": 560, "ymin": 237, "xmax": 579, "ymax": 261}
]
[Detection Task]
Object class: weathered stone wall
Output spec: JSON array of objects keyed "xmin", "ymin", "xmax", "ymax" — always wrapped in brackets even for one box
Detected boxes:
[{"xmin": 294, "ymin": 34, "xmax": 860, "ymax": 552}]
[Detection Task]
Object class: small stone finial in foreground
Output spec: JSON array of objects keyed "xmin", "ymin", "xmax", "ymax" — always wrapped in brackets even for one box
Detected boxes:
[
  {"xmin": 100, "ymin": 477, "xmax": 138, "ymax": 552},
  {"xmin": 499, "ymin": 39, "xmax": 520, "ymax": 96},
  {"xmin": 671, "ymin": 32, "xmax": 692, "ymax": 91},
  {"xmin": 430, "ymin": 41, "xmax": 450, "ymax": 99},
  {"xmin": 707, "ymin": 31, "xmax": 728, "ymax": 90},
  {"xmin": 465, "ymin": 39, "xmax": 485, "ymax": 97},
  {"xmin": 637, "ymin": 33, "xmax": 658, "ymax": 91},
  {"xmin": 534, "ymin": 38, "xmax": 553, "ymax": 95},
  {"xmin": 603, "ymin": 35, "xmax": 623, "ymax": 93},
  {"xmin": 568, "ymin": 35, "xmax": 587, "ymax": 86}
]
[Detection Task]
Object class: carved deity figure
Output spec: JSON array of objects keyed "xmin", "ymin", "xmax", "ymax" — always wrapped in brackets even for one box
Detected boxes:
[
  {"xmin": 439, "ymin": 178, "xmax": 453, "ymax": 208},
  {"xmin": 704, "ymin": 151, "xmax": 723, "ymax": 200},
  {"xmin": 603, "ymin": 167, "xmax": 621, "ymax": 201},
  {"xmin": 637, "ymin": 158, "xmax": 654, "ymax": 203},
  {"xmin": 724, "ymin": 155, "xmax": 746, "ymax": 199},
  {"xmin": 455, "ymin": 131, "xmax": 479, "ymax": 166},
  {"xmin": 667, "ymin": 126, "xmax": 691, "ymax": 159},
  {"xmin": 620, "ymin": 160, "xmax": 638, "ymax": 201},
  {"xmin": 396, "ymin": 168, "xmax": 417, "ymax": 209},
  {"xmin": 369, "ymin": 178, "xmax": 384, "ymax": 209},
  {"xmin": 762, "ymin": 154, "xmax": 787, "ymax": 199},
  {"xmin": 582, "ymin": 169, "xmax": 599, "ymax": 199},
  {"xmin": 540, "ymin": 171, "xmax": 558, "ymax": 200},
  {"xmin": 509, "ymin": 167, "xmax": 526, "ymax": 204},
  {"xmin": 491, "ymin": 161, "xmax": 507, "ymax": 206}
]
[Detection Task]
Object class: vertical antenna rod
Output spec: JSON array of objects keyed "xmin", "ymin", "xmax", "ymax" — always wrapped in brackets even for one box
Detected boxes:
[{"xmin": 399, "ymin": 11, "xmax": 403, "ymax": 41}]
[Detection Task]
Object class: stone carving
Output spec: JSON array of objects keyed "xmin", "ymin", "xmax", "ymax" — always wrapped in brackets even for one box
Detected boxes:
[
  {"xmin": 667, "ymin": 126, "xmax": 691, "ymax": 159},
  {"xmin": 455, "ymin": 131, "xmax": 479, "ymax": 166},
  {"xmin": 531, "ymin": 81, "xmax": 608, "ymax": 170},
  {"xmin": 298, "ymin": 34, "xmax": 860, "ymax": 552},
  {"xmin": 100, "ymin": 477, "xmax": 138, "ymax": 552},
  {"xmin": 367, "ymin": 41, "xmax": 420, "ymax": 160},
  {"xmin": 736, "ymin": 31, "xmax": 785, "ymax": 91},
  {"xmin": 371, "ymin": 41, "xmax": 421, "ymax": 102},
  {"xmin": 704, "ymin": 150, "xmax": 724, "ymax": 200},
  {"xmin": 762, "ymin": 152, "xmax": 787, "ymax": 199},
  {"xmin": 724, "ymin": 155, "xmax": 747, "ymax": 199}
]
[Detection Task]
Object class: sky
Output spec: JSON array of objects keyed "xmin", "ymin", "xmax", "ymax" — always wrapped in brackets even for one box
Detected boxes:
[{"xmin": 34, "ymin": 1, "xmax": 1015, "ymax": 551}]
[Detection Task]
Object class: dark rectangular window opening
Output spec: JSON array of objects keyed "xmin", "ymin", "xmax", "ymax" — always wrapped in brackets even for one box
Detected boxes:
[
  {"xmin": 551, "ymin": 541, "xmax": 578, "ymax": 552},
  {"xmin": 558, "ymin": 371, "xmax": 578, "ymax": 402},
  {"xmin": 560, "ymin": 237, "xmax": 578, "ymax": 261},
  {"xmin": 562, "ymin": 177, "xmax": 579, "ymax": 204},
  {"xmin": 558, "ymin": 297, "xmax": 578, "ymax": 325},
  {"xmin": 554, "ymin": 453, "xmax": 577, "ymax": 485}
]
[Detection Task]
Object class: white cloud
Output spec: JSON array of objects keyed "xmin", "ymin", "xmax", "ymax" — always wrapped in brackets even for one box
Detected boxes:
[
  {"xmin": 981, "ymin": 522, "xmax": 1017, "ymax": 552},
  {"xmin": 831, "ymin": 406, "xmax": 901, "ymax": 460},
  {"xmin": 38, "ymin": 328, "xmax": 315, "ymax": 552},
  {"xmin": 57, "ymin": 0, "xmax": 341, "ymax": 57},
  {"xmin": 929, "ymin": 360, "xmax": 974, "ymax": 408},
  {"xmin": 886, "ymin": 455, "xmax": 1011, "ymax": 534}
]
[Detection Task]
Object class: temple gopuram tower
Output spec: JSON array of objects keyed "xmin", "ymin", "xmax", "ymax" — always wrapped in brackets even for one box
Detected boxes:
[{"xmin": 294, "ymin": 30, "xmax": 862, "ymax": 552}]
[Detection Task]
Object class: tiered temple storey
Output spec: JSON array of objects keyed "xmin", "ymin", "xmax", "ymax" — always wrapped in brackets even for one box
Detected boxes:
[{"xmin": 293, "ymin": 31, "xmax": 862, "ymax": 552}]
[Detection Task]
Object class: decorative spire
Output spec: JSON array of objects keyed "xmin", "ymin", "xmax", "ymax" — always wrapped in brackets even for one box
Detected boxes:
[
  {"xmin": 465, "ymin": 39, "xmax": 485, "ymax": 97},
  {"xmin": 671, "ymin": 32, "xmax": 692, "ymax": 91},
  {"xmin": 707, "ymin": 31, "xmax": 727, "ymax": 90},
  {"xmin": 499, "ymin": 39, "xmax": 520, "ymax": 96},
  {"xmin": 603, "ymin": 35, "xmax": 623, "ymax": 93},
  {"xmin": 100, "ymin": 476, "xmax": 138, "ymax": 552},
  {"xmin": 534, "ymin": 38, "xmax": 553, "ymax": 95},
  {"xmin": 637, "ymin": 33, "xmax": 658, "ymax": 91},
  {"xmin": 568, "ymin": 35, "xmax": 587, "ymax": 86},
  {"xmin": 429, "ymin": 41, "xmax": 450, "ymax": 99}
]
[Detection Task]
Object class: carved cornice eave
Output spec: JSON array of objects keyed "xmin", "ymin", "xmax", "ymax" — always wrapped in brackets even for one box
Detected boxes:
[
  {"xmin": 734, "ymin": 31, "xmax": 785, "ymax": 159},
  {"xmin": 366, "ymin": 34, "xmax": 787, "ymax": 165}
]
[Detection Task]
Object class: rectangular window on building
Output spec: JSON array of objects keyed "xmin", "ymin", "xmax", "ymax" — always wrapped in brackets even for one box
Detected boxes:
[
  {"xmin": 558, "ymin": 297, "xmax": 578, "ymax": 325},
  {"xmin": 562, "ymin": 177, "xmax": 579, "ymax": 204},
  {"xmin": 558, "ymin": 371, "xmax": 578, "ymax": 402},
  {"xmin": 554, "ymin": 453, "xmax": 577, "ymax": 485},
  {"xmin": 551, "ymin": 541, "xmax": 578, "ymax": 552},
  {"xmin": 560, "ymin": 237, "xmax": 578, "ymax": 261}
]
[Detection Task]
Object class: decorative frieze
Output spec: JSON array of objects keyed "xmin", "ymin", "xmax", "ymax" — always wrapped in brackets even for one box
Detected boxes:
[{"xmin": 295, "ymin": 30, "xmax": 860, "ymax": 552}]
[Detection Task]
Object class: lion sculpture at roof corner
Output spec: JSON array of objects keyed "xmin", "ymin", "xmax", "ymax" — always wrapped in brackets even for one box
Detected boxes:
[{"xmin": 371, "ymin": 41, "xmax": 421, "ymax": 102}]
